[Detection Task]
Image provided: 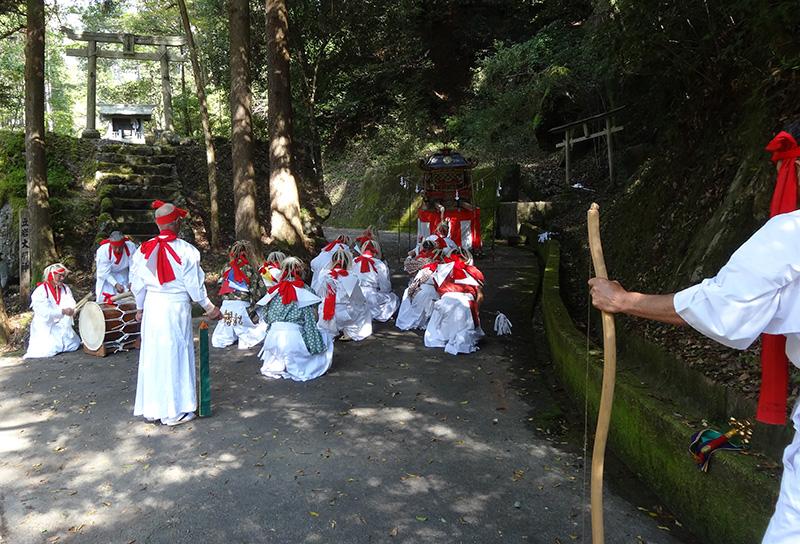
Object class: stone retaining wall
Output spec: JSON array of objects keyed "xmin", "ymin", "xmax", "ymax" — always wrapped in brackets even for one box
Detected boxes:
[{"xmin": 538, "ymin": 240, "xmax": 777, "ymax": 544}]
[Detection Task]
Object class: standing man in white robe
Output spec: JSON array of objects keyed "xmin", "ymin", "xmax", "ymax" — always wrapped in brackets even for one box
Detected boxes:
[
  {"xmin": 588, "ymin": 128, "xmax": 800, "ymax": 544},
  {"xmin": 94, "ymin": 230, "xmax": 137, "ymax": 302},
  {"xmin": 131, "ymin": 201, "xmax": 221, "ymax": 426},
  {"xmin": 24, "ymin": 263, "xmax": 81, "ymax": 359}
]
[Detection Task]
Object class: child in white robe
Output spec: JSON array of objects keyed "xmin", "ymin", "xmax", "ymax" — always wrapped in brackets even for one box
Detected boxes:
[
  {"xmin": 211, "ymin": 241, "xmax": 267, "ymax": 350},
  {"xmin": 396, "ymin": 247, "xmax": 441, "ymax": 331},
  {"xmin": 353, "ymin": 239, "xmax": 399, "ymax": 322},
  {"xmin": 258, "ymin": 258, "xmax": 334, "ymax": 381},
  {"xmin": 424, "ymin": 248, "xmax": 485, "ymax": 355},
  {"xmin": 315, "ymin": 247, "xmax": 372, "ymax": 341},
  {"xmin": 24, "ymin": 263, "xmax": 81, "ymax": 359},
  {"xmin": 310, "ymin": 235, "xmax": 351, "ymax": 287}
]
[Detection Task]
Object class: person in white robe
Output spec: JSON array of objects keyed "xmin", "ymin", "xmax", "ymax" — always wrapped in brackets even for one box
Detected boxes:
[
  {"xmin": 94, "ymin": 231, "xmax": 137, "ymax": 302},
  {"xmin": 211, "ymin": 240, "xmax": 267, "ymax": 350},
  {"xmin": 257, "ymin": 258, "xmax": 334, "ymax": 381},
  {"xmin": 315, "ymin": 247, "xmax": 372, "ymax": 341},
  {"xmin": 131, "ymin": 201, "xmax": 221, "ymax": 426},
  {"xmin": 588, "ymin": 139, "xmax": 800, "ymax": 544},
  {"xmin": 409, "ymin": 222, "xmax": 457, "ymax": 257},
  {"xmin": 353, "ymin": 239, "xmax": 399, "ymax": 322},
  {"xmin": 310, "ymin": 235, "xmax": 351, "ymax": 287},
  {"xmin": 24, "ymin": 263, "xmax": 81, "ymax": 359},
  {"xmin": 424, "ymin": 248, "xmax": 485, "ymax": 355},
  {"xmin": 396, "ymin": 251, "xmax": 441, "ymax": 331}
]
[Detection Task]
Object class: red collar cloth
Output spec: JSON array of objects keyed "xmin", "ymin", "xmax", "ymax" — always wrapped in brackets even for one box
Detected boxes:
[
  {"xmin": 226, "ymin": 254, "xmax": 250, "ymax": 284},
  {"xmin": 355, "ymin": 234, "xmax": 372, "ymax": 246},
  {"xmin": 140, "ymin": 231, "xmax": 182, "ymax": 285},
  {"xmin": 432, "ymin": 234, "xmax": 447, "ymax": 249},
  {"xmin": 99, "ymin": 238, "xmax": 130, "ymax": 264},
  {"xmin": 268, "ymin": 278, "xmax": 304, "ymax": 305},
  {"xmin": 758, "ymin": 131, "xmax": 800, "ymax": 425},
  {"xmin": 37, "ymin": 280, "xmax": 64, "ymax": 305},
  {"xmin": 354, "ymin": 253, "xmax": 376, "ymax": 273},
  {"xmin": 329, "ymin": 267, "xmax": 349, "ymax": 279}
]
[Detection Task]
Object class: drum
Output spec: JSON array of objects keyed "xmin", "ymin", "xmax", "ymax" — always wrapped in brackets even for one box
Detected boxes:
[{"xmin": 79, "ymin": 299, "xmax": 140, "ymax": 355}]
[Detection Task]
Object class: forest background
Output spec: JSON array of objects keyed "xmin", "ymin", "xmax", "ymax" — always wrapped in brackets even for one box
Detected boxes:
[{"xmin": 1, "ymin": 0, "xmax": 800, "ymax": 394}]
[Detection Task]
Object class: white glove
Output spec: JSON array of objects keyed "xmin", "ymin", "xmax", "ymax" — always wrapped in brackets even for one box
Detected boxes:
[{"xmin": 494, "ymin": 312, "xmax": 512, "ymax": 336}]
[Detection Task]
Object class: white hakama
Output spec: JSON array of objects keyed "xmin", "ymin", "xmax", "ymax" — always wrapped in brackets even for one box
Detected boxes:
[
  {"xmin": 260, "ymin": 322, "xmax": 334, "ymax": 381},
  {"xmin": 134, "ymin": 291, "xmax": 196, "ymax": 420},
  {"xmin": 23, "ymin": 284, "xmax": 80, "ymax": 359},
  {"xmin": 212, "ymin": 299, "xmax": 268, "ymax": 349},
  {"xmin": 94, "ymin": 240, "xmax": 137, "ymax": 301},
  {"xmin": 131, "ymin": 236, "xmax": 213, "ymax": 422},
  {"xmin": 424, "ymin": 292, "xmax": 484, "ymax": 355},
  {"xmin": 670, "ymin": 211, "xmax": 800, "ymax": 544},
  {"xmin": 355, "ymin": 259, "xmax": 399, "ymax": 322},
  {"xmin": 396, "ymin": 270, "xmax": 439, "ymax": 331}
]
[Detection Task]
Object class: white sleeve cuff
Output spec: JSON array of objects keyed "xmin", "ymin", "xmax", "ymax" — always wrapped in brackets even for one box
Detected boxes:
[{"xmin": 199, "ymin": 298, "xmax": 214, "ymax": 312}]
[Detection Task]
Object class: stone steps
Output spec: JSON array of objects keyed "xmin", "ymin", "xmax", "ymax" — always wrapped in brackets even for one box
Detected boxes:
[
  {"xmin": 95, "ymin": 142, "xmax": 182, "ymax": 240},
  {"xmin": 96, "ymin": 152, "xmax": 176, "ymax": 166},
  {"xmin": 96, "ymin": 162, "xmax": 175, "ymax": 177}
]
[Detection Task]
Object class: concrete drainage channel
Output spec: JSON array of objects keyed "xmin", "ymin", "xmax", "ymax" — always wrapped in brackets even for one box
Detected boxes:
[{"xmin": 535, "ymin": 240, "xmax": 779, "ymax": 544}]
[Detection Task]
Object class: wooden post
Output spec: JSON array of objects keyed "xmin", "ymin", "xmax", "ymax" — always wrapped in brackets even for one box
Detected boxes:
[
  {"xmin": 81, "ymin": 40, "xmax": 100, "ymax": 138},
  {"xmin": 18, "ymin": 209, "xmax": 30, "ymax": 299},
  {"xmin": 564, "ymin": 128, "xmax": 572, "ymax": 186},
  {"xmin": 605, "ymin": 117, "xmax": 614, "ymax": 186},
  {"xmin": 159, "ymin": 46, "xmax": 174, "ymax": 132}
]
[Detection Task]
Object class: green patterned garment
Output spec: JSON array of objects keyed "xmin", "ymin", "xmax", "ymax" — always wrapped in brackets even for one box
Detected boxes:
[{"xmin": 265, "ymin": 292, "xmax": 326, "ymax": 355}]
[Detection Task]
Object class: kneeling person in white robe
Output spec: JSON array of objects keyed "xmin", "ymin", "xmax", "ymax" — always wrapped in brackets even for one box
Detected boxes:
[
  {"xmin": 258, "ymin": 258, "xmax": 334, "ymax": 381},
  {"xmin": 397, "ymin": 250, "xmax": 441, "ymax": 331},
  {"xmin": 424, "ymin": 249, "xmax": 486, "ymax": 355},
  {"xmin": 315, "ymin": 247, "xmax": 372, "ymax": 341},
  {"xmin": 131, "ymin": 201, "xmax": 221, "ymax": 426},
  {"xmin": 310, "ymin": 235, "xmax": 350, "ymax": 287},
  {"xmin": 354, "ymin": 239, "xmax": 399, "ymax": 322},
  {"xmin": 94, "ymin": 230, "xmax": 137, "ymax": 302},
  {"xmin": 212, "ymin": 240, "xmax": 267, "ymax": 349},
  {"xmin": 24, "ymin": 263, "xmax": 81, "ymax": 359}
]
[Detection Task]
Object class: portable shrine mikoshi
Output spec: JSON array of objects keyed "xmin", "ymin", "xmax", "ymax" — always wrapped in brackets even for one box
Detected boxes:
[
  {"xmin": 416, "ymin": 148, "xmax": 482, "ymax": 251},
  {"xmin": 78, "ymin": 293, "xmax": 141, "ymax": 357}
]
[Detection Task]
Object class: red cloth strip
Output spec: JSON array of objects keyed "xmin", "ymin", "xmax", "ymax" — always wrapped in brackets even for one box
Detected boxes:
[
  {"xmin": 227, "ymin": 254, "xmax": 250, "ymax": 284},
  {"xmin": 354, "ymin": 254, "xmax": 376, "ymax": 273},
  {"xmin": 757, "ymin": 131, "xmax": 800, "ymax": 425},
  {"xmin": 152, "ymin": 200, "xmax": 188, "ymax": 226},
  {"xmin": 37, "ymin": 280, "xmax": 63, "ymax": 305},
  {"xmin": 140, "ymin": 231, "xmax": 182, "ymax": 285},
  {"xmin": 100, "ymin": 238, "xmax": 130, "ymax": 264},
  {"xmin": 102, "ymin": 292, "xmax": 115, "ymax": 304}
]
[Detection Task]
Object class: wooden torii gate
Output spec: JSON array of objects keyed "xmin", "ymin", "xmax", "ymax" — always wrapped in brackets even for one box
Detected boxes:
[
  {"xmin": 549, "ymin": 106, "xmax": 625, "ymax": 186},
  {"xmin": 63, "ymin": 28, "xmax": 187, "ymax": 138}
]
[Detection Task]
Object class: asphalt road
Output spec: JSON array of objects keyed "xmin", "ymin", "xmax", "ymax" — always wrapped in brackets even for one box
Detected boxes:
[{"xmin": 0, "ymin": 230, "xmax": 688, "ymax": 543}]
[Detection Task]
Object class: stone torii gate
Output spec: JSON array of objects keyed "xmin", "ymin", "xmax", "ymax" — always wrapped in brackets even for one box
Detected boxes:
[{"xmin": 63, "ymin": 28, "xmax": 187, "ymax": 138}]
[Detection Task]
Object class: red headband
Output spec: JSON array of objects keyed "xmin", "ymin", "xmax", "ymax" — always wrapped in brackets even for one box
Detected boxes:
[{"xmin": 152, "ymin": 200, "xmax": 188, "ymax": 226}]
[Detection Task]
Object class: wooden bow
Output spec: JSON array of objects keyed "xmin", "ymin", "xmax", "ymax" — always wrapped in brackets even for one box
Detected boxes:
[{"xmin": 587, "ymin": 203, "xmax": 617, "ymax": 544}]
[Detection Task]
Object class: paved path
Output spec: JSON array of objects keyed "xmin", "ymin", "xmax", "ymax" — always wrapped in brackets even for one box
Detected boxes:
[{"xmin": 0, "ymin": 231, "xmax": 687, "ymax": 543}]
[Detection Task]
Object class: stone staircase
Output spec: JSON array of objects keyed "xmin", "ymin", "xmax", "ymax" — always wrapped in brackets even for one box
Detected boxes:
[{"xmin": 95, "ymin": 143, "xmax": 182, "ymax": 244}]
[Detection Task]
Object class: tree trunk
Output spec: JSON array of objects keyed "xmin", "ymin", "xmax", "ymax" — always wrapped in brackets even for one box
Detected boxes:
[
  {"xmin": 25, "ymin": 0, "xmax": 57, "ymax": 283},
  {"xmin": 266, "ymin": 0, "xmax": 307, "ymax": 247},
  {"xmin": 230, "ymin": 0, "xmax": 261, "ymax": 247},
  {"xmin": 177, "ymin": 0, "xmax": 220, "ymax": 248}
]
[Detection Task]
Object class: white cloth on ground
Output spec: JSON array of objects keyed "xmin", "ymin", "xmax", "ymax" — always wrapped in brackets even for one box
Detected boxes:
[
  {"xmin": 23, "ymin": 284, "xmax": 80, "ymax": 359},
  {"xmin": 494, "ymin": 312, "xmax": 512, "ymax": 335},
  {"xmin": 94, "ymin": 240, "xmax": 137, "ymax": 301},
  {"xmin": 355, "ymin": 258, "xmax": 399, "ymax": 322},
  {"xmin": 396, "ymin": 271, "xmax": 439, "ymax": 331},
  {"xmin": 260, "ymin": 322, "xmax": 334, "ymax": 381},
  {"xmin": 668, "ymin": 210, "xmax": 800, "ymax": 544},
  {"xmin": 130, "ymin": 236, "xmax": 213, "ymax": 421},
  {"xmin": 212, "ymin": 299, "xmax": 267, "ymax": 349},
  {"xmin": 424, "ymin": 291, "xmax": 484, "ymax": 355}
]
